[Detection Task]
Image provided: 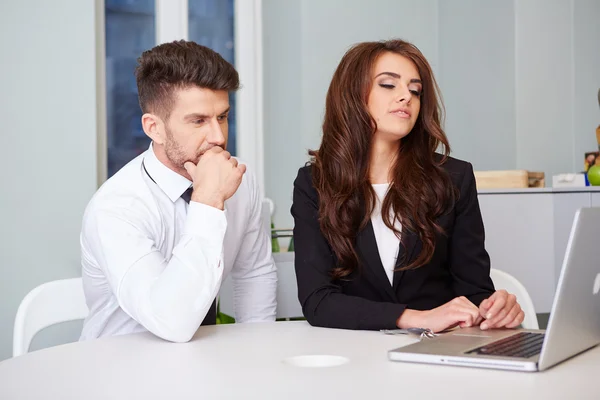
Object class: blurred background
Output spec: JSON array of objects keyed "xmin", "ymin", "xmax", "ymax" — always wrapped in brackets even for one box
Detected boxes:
[{"xmin": 1, "ymin": 0, "xmax": 599, "ymax": 361}]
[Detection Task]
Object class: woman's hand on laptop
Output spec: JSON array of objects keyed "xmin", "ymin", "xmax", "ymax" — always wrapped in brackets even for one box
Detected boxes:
[
  {"xmin": 478, "ymin": 290, "xmax": 524, "ymax": 330},
  {"xmin": 397, "ymin": 296, "xmax": 484, "ymax": 333}
]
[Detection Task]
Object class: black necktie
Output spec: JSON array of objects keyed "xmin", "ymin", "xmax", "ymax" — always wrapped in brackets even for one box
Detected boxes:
[
  {"xmin": 181, "ymin": 186, "xmax": 193, "ymax": 204},
  {"xmin": 180, "ymin": 186, "xmax": 218, "ymax": 325}
]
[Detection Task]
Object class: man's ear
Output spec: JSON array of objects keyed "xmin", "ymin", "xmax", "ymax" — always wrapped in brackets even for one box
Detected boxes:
[{"xmin": 141, "ymin": 113, "xmax": 166, "ymax": 145}]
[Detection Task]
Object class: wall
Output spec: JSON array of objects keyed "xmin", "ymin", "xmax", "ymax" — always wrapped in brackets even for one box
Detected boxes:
[
  {"xmin": 573, "ymin": 0, "xmax": 600, "ymax": 164},
  {"xmin": 0, "ymin": 0, "xmax": 98, "ymax": 360},
  {"xmin": 263, "ymin": 0, "xmax": 600, "ymax": 232}
]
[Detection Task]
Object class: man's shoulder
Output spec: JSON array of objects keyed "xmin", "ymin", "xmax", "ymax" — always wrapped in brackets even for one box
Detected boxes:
[{"xmin": 85, "ymin": 154, "xmax": 151, "ymax": 216}]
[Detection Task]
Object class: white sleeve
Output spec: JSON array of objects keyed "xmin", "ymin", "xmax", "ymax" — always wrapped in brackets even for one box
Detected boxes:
[
  {"xmin": 231, "ymin": 168, "xmax": 278, "ymax": 322},
  {"xmin": 82, "ymin": 201, "xmax": 226, "ymax": 342}
]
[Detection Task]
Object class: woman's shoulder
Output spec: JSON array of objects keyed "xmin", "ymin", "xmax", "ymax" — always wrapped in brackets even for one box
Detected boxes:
[
  {"xmin": 292, "ymin": 163, "xmax": 321, "ymax": 209},
  {"xmin": 434, "ymin": 153, "xmax": 471, "ymax": 171},
  {"xmin": 297, "ymin": 162, "xmax": 313, "ymax": 176},
  {"xmin": 295, "ymin": 162, "xmax": 315, "ymax": 183},
  {"xmin": 294, "ymin": 163, "xmax": 318, "ymax": 194},
  {"xmin": 434, "ymin": 153, "xmax": 475, "ymax": 188}
]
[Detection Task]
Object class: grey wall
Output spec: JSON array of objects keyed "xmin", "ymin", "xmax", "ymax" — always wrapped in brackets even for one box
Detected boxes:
[
  {"xmin": 0, "ymin": 0, "xmax": 98, "ymax": 360},
  {"xmin": 574, "ymin": 0, "xmax": 600, "ymax": 165},
  {"xmin": 515, "ymin": 0, "xmax": 574, "ymax": 177},
  {"xmin": 263, "ymin": 0, "xmax": 304, "ymax": 233},
  {"xmin": 263, "ymin": 0, "xmax": 600, "ymax": 231},
  {"xmin": 438, "ymin": 0, "xmax": 516, "ymax": 170}
]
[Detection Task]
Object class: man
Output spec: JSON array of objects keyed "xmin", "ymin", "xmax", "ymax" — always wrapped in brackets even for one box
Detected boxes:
[{"xmin": 80, "ymin": 40, "xmax": 277, "ymax": 343}]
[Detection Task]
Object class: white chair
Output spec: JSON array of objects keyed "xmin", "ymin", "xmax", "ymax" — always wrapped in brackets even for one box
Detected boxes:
[
  {"xmin": 271, "ymin": 252, "xmax": 302, "ymax": 319},
  {"xmin": 490, "ymin": 268, "xmax": 539, "ymax": 329},
  {"xmin": 13, "ymin": 277, "xmax": 88, "ymax": 357},
  {"xmin": 219, "ymin": 199, "xmax": 302, "ymax": 319},
  {"xmin": 218, "ymin": 251, "xmax": 303, "ymax": 320},
  {"xmin": 261, "ymin": 198, "xmax": 273, "ymax": 233}
]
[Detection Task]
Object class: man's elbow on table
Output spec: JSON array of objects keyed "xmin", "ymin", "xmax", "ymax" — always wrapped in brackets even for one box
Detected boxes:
[
  {"xmin": 162, "ymin": 331, "xmax": 196, "ymax": 344},
  {"xmin": 142, "ymin": 313, "xmax": 204, "ymax": 343},
  {"xmin": 152, "ymin": 324, "xmax": 198, "ymax": 343}
]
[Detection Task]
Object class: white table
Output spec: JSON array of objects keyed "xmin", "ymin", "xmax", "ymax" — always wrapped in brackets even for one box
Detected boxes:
[{"xmin": 0, "ymin": 321, "xmax": 598, "ymax": 399}]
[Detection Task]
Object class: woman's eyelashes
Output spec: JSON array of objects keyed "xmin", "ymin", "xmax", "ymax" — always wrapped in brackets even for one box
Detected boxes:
[{"xmin": 378, "ymin": 82, "xmax": 422, "ymax": 97}]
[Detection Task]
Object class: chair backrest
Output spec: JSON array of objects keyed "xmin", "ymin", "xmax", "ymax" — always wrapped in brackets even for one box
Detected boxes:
[
  {"xmin": 13, "ymin": 277, "xmax": 88, "ymax": 357},
  {"xmin": 261, "ymin": 198, "xmax": 272, "ymax": 234},
  {"xmin": 219, "ymin": 199, "xmax": 301, "ymax": 319},
  {"xmin": 272, "ymin": 252, "xmax": 302, "ymax": 319},
  {"xmin": 490, "ymin": 268, "xmax": 539, "ymax": 330},
  {"xmin": 218, "ymin": 251, "xmax": 303, "ymax": 320}
]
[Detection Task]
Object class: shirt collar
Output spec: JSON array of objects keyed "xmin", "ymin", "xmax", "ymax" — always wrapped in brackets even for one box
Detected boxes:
[{"xmin": 142, "ymin": 143, "xmax": 192, "ymax": 203}]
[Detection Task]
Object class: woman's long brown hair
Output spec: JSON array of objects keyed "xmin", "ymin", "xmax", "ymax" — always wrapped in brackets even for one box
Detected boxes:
[{"xmin": 310, "ymin": 39, "xmax": 456, "ymax": 280}]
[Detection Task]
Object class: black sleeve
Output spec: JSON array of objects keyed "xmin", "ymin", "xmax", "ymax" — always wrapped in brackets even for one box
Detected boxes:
[
  {"xmin": 448, "ymin": 162, "xmax": 496, "ymax": 306},
  {"xmin": 291, "ymin": 167, "xmax": 406, "ymax": 330}
]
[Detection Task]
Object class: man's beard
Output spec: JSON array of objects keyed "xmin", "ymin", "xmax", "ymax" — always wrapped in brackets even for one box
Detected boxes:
[
  {"xmin": 164, "ymin": 130, "xmax": 189, "ymax": 170},
  {"xmin": 163, "ymin": 126, "xmax": 223, "ymax": 170}
]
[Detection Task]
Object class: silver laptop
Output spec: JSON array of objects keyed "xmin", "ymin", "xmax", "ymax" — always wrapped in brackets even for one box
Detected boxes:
[{"xmin": 388, "ymin": 207, "xmax": 600, "ymax": 372}]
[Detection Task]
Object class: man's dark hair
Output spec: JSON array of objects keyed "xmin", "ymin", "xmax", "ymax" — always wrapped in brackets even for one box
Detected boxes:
[{"xmin": 135, "ymin": 40, "xmax": 239, "ymax": 119}]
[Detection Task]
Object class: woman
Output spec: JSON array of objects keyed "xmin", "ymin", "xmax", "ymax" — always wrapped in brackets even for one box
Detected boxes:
[{"xmin": 291, "ymin": 39, "xmax": 525, "ymax": 332}]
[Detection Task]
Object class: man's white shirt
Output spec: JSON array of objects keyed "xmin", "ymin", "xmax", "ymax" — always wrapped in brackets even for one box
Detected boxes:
[{"xmin": 80, "ymin": 144, "xmax": 277, "ymax": 342}]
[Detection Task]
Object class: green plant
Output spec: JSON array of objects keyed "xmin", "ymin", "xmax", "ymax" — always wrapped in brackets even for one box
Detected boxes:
[
  {"xmin": 271, "ymin": 222, "xmax": 280, "ymax": 253},
  {"xmin": 216, "ymin": 300, "xmax": 235, "ymax": 324}
]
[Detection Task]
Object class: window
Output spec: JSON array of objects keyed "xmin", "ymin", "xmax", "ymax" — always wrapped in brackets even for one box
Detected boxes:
[
  {"xmin": 105, "ymin": 0, "xmax": 155, "ymax": 178},
  {"xmin": 188, "ymin": 0, "xmax": 236, "ymax": 155}
]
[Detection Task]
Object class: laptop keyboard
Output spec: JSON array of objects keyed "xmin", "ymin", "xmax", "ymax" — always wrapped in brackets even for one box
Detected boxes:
[{"xmin": 466, "ymin": 332, "xmax": 545, "ymax": 359}]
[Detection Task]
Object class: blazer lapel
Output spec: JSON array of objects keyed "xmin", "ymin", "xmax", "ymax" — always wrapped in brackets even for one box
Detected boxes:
[
  {"xmin": 392, "ymin": 227, "xmax": 420, "ymax": 290},
  {"xmin": 356, "ymin": 220, "xmax": 397, "ymax": 302}
]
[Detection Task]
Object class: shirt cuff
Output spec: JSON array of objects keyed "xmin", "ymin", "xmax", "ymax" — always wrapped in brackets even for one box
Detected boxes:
[{"xmin": 185, "ymin": 201, "xmax": 227, "ymax": 242}]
